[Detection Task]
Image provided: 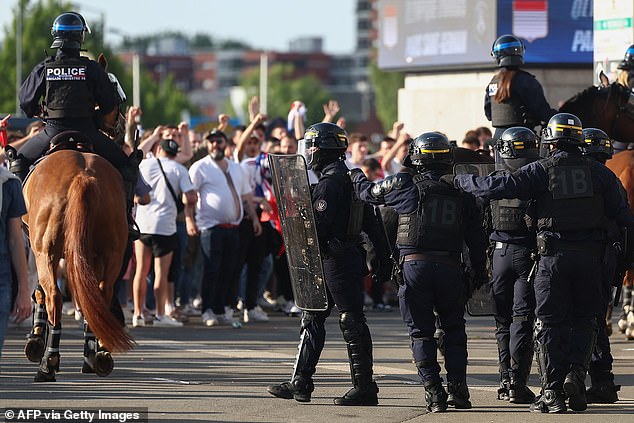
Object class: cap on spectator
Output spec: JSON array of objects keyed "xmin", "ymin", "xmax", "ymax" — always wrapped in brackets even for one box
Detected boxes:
[
  {"xmin": 160, "ymin": 138, "xmax": 179, "ymax": 156},
  {"xmin": 204, "ymin": 128, "xmax": 228, "ymax": 143}
]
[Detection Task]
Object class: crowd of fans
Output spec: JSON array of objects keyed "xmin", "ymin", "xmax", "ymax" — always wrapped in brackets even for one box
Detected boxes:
[{"xmin": 0, "ymin": 99, "xmax": 495, "ymax": 330}]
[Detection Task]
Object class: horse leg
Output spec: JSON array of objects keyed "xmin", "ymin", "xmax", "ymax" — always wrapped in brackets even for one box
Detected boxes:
[
  {"xmin": 24, "ymin": 285, "xmax": 47, "ymax": 362},
  {"xmin": 34, "ymin": 256, "xmax": 63, "ymax": 382},
  {"xmin": 81, "ymin": 318, "xmax": 113, "ymax": 377}
]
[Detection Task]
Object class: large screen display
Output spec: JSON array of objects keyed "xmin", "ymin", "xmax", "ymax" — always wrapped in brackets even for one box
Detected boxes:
[
  {"xmin": 497, "ymin": 0, "xmax": 593, "ymax": 65},
  {"xmin": 377, "ymin": 0, "xmax": 594, "ymax": 70},
  {"xmin": 377, "ymin": 0, "xmax": 497, "ymax": 70}
]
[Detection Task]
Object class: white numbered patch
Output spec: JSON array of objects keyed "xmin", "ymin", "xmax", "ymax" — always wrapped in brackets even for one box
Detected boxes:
[
  {"xmin": 315, "ymin": 199, "xmax": 327, "ymax": 212},
  {"xmin": 487, "ymin": 83, "xmax": 498, "ymax": 96}
]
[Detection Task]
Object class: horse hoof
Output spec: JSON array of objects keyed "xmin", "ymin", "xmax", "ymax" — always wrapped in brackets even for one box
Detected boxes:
[
  {"xmin": 24, "ymin": 338, "xmax": 45, "ymax": 363},
  {"xmin": 34, "ymin": 370, "xmax": 56, "ymax": 382},
  {"xmin": 93, "ymin": 351, "xmax": 114, "ymax": 377}
]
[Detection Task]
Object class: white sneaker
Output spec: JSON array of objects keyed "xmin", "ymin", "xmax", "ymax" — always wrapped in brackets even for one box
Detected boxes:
[
  {"xmin": 202, "ymin": 309, "xmax": 219, "ymax": 327},
  {"xmin": 257, "ymin": 295, "xmax": 276, "ymax": 310},
  {"xmin": 132, "ymin": 315, "xmax": 145, "ymax": 328},
  {"xmin": 62, "ymin": 302, "xmax": 75, "ymax": 316},
  {"xmin": 152, "ymin": 315, "xmax": 183, "ymax": 327},
  {"xmin": 283, "ymin": 301, "xmax": 301, "ymax": 316},
  {"xmin": 180, "ymin": 304, "xmax": 201, "ymax": 316},
  {"xmin": 192, "ymin": 296, "xmax": 202, "ymax": 308},
  {"xmin": 244, "ymin": 306, "xmax": 269, "ymax": 323}
]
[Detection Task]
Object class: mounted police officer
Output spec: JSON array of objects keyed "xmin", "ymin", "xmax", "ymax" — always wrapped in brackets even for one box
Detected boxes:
[
  {"xmin": 486, "ymin": 34, "xmax": 557, "ymax": 139},
  {"xmin": 455, "ymin": 113, "xmax": 634, "ymax": 413},
  {"xmin": 489, "ymin": 127, "xmax": 539, "ymax": 404},
  {"xmin": 616, "ymin": 44, "xmax": 634, "ymax": 90},
  {"xmin": 350, "ymin": 132, "xmax": 488, "ymax": 413},
  {"xmin": 580, "ymin": 128, "xmax": 621, "ymax": 403},
  {"xmin": 267, "ymin": 122, "xmax": 388, "ymax": 406},
  {"xmin": 9, "ymin": 12, "xmax": 139, "ymax": 237}
]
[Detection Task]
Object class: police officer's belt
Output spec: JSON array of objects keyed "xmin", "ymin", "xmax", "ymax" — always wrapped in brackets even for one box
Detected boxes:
[{"xmin": 403, "ymin": 252, "xmax": 460, "ymax": 266}]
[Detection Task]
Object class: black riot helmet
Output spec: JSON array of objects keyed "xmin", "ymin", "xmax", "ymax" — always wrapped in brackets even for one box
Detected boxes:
[
  {"xmin": 491, "ymin": 34, "xmax": 525, "ymax": 67},
  {"xmin": 618, "ymin": 44, "xmax": 634, "ymax": 70},
  {"xmin": 50, "ymin": 12, "xmax": 90, "ymax": 49},
  {"xmin": 408, "ymin": 132, "xmax": 453, "ymax": 171},
  {"xmin": 581, "ymin": 128, "xmax": 613, "ymax": 163},
  {"xmin": 298, "ymin": 122, "xmax": 348, "ymax": 171},
  {"xmin": 496, "ymin": 127, "xmax": 540, "ymax": 170},
  {"xmin": 541, "ymin": 113, "xmax": 583, "ymax": 152}
]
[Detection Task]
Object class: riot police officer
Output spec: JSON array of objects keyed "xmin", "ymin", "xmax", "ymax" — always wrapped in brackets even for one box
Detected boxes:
[
  {"xmin": 455, "ymin": 113, "xmax": 634, "ymax": 413},
  {"xmin": 350, "ymin": 132, "xmax": 488, "ymax": 413},
  {"xmin": 490, "ymin": 127, "xmax": 539, "ymax": 404},
  {"xmin": 580, "ymin": 128, "xmax": 621, "ymax": 403},
  {"xmin": 267, "ymin": 122, "xmax": 388, "ymax": 406},
  {"xmin": 486, "ymin": 34, "xmax": 557, "ymax": 139},
  {"xmin": 9, "ymin": 12, "xmax": 138, "ymax": 237}
]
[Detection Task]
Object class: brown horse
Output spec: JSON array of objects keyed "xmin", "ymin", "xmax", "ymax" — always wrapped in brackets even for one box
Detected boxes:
[
  {"xmin": 606, "ymin": 150, "xmax": 634, "ymax": 339},
  {"xmin": 559, "ymin": 74, "xmax": 634, "ymax": 145},
  {"xmin": 22, "ymin": 141, "xmax": 134, "ymax": 381}
]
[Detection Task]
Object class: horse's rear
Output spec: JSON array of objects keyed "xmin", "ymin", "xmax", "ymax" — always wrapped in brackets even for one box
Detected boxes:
[
  {"xmin": 23, "ymin": 149, "xmax": 133, "ymax": 381},
  {"xmin": 606, "ymin": 150, "xmax": 634, "ymax": 339}
]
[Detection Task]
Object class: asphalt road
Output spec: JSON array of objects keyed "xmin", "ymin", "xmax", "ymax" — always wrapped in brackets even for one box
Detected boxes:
[{"xmin": 1, "ymin": 309, "xmax": 633, "ymax": 422}]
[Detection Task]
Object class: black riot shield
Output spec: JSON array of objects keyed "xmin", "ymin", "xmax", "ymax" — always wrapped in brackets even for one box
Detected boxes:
[
  {"xmin": 454, "ymin": 163, "xmax": 496, "ymax": 316},
  {"xmin": 268, "ymin": 154, "xmax": 328, "ymax": 311}
]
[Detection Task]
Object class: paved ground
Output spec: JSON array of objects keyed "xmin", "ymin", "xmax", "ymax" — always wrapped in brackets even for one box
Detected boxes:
[{"xmin": 1, "ymin": 309, "xmax": 633, "ymax": 422}]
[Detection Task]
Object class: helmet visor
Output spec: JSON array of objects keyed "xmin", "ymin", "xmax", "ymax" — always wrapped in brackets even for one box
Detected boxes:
[{"xmin": 298, "ymin": 139, "xmax": 317, "ymax": 169}]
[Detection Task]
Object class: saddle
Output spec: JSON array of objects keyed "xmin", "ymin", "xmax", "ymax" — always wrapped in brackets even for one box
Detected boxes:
[{"xmin": 46, "ymin": 130, "xmax": 94, "ymax": 155}]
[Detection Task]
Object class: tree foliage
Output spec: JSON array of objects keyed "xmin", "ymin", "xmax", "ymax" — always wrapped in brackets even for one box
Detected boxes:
[
  {"xmin": 240, "ymin": 63, "xmax": 331, "ymax": 127},
  {"xmin": 369, "ymin": 61, "xmax": 404, "ymax": 132},
  {"xmin": 0, "ymin": 0, "xmax": 194, "ymax": 125}
]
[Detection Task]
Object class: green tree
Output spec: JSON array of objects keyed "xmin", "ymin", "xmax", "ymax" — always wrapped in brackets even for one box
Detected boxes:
[
  {"xmin": 240, "ymin": 63, "xmax": 331, "ymax": 127},
  {"xmin": 0, "ymin": 0, "xmax": 193, "ymax": 125},
  {"xmin": 369, "ymin": 61, "xmax": 404, "ymax": 132}
]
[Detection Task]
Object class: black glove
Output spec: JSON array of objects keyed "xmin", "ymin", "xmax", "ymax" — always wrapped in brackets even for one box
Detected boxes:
[
  {"xmin": 471, "ymin": 268, "xmax": 489, "ymax": 293},
  {"xmin": 348, "ymin": 168, "xmax": 366, "ymax": 183}
]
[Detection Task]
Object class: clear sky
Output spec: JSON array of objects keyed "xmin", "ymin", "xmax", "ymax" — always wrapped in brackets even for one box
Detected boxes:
[{"xmin": 2, "ymin": 0, "xmax": 357, "ymax": 54}]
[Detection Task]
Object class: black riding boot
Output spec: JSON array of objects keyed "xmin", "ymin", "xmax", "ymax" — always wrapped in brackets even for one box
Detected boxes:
[
  {"xmin": 564, "ymin": 365, "xmax": 587, "ymax": 411},
  {"xmin": 267, "ymin": 312, "xmax": 323, "ymax": 402},
  {"xmin": 120, "ymin": 150, "xmax": 143, "ymax": 241},
  {"xmin": 586, "ymin": 370, "xmax": 620, "ymax": 404},
  {"xmin": 509, "ymin": 347, "xmax": 535, "ymax": 404},
  {"xmin": 446, "ymin": 380, "xmax": 472, "ymax": 409},
  {"xmin": 530, "ymin": 389, "xmax": 567, "ymax": 413},
  {"xmin": 424, "ymin": 380, "xmax": 448, "ymax": 413},
  {"xmin": 333, "ymin": 312, "xmax": 379, "ymax": 406}
]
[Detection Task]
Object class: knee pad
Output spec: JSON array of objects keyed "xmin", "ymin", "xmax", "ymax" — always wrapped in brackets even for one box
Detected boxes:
[{"xmin": 339, "ymin": 312, "xmax": 367, "ymax": 341}]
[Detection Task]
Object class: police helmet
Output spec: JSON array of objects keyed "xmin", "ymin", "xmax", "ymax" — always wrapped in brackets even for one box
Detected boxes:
[
  {"xmin": 50, "ymin": 12, "xmax": 90, "ymax": 49},
  {"xmin": 491, "ymin": 34, "xmax": 525, "ymax": 67},
  {"xmin": 618, "ymin": 44, "xmax": 634, "ymax": 70},
  {"xmin": 298, "ymin": 122, "xmax": 348, "ymax": 171},
  {"xmin": 497, "ymin": 127, "xmax": 539, "ymax": 159},
  {"xmin": 581, "ymin": 128, "xmax": 613, "ymax": 162},
  {"xmin": 542, "ymin": 113, "xmax": 583, "ymax": 147},
  {"xmin": 408, "ymin": 132, "xmax": 453, "ymax": 168}
]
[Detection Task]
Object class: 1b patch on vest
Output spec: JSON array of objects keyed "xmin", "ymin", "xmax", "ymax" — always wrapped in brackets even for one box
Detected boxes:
[
  {"xmin": 46, "ymin": 66, "xmax": 87, "ymax": 81},
  {"xmin": 548, "ymin": 165, "xmax": 593, "ymax": 199}
]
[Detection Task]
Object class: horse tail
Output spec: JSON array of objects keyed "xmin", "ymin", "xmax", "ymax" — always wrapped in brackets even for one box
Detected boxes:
[{"xmin": 64, "ymin": 171, "xmax": 134, "ymax": 353}]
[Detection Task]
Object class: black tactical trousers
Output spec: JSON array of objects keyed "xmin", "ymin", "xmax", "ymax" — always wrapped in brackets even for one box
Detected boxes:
[
  {"xmin": 401, "ymin": 259, "xmax": 467, "ymax": 385},
  {"xmin": 491, "ymin": 242, "xmax": 536, "ymax": 379},
  {"xmin": 534, "ymin": 249, "xmax": 602, "ymax": 390}
]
